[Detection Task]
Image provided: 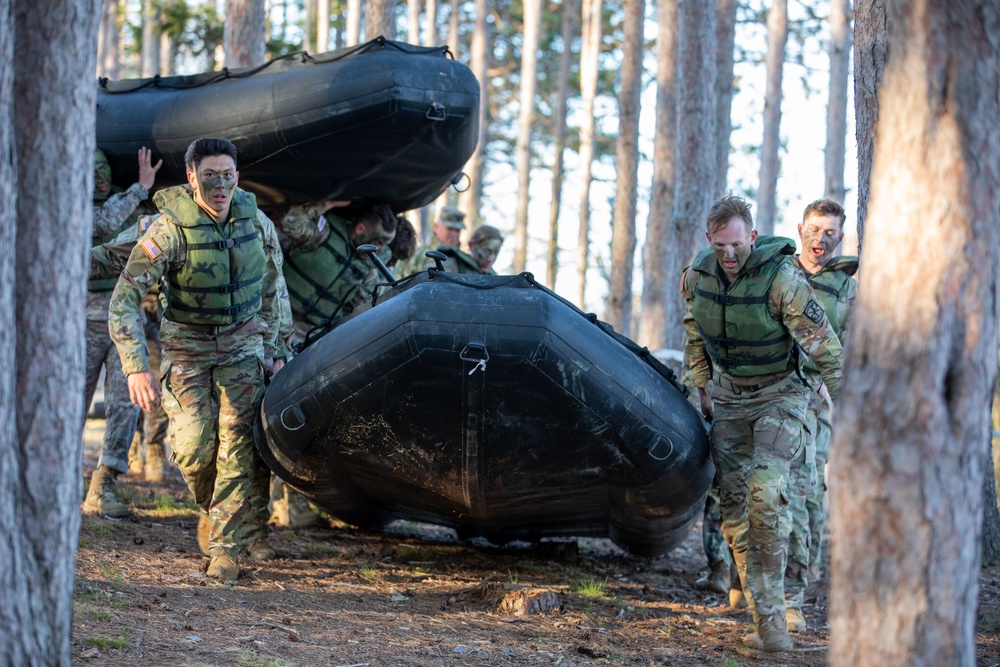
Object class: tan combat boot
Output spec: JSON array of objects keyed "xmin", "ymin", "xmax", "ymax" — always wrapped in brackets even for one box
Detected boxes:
[
  {"xmin": 786, "ymin": 606, "xmax": 807, "ymax": 632},
  {"xmin": 127, "ymin": 433, "xmax": 144, "ymax": 477},
  {"xmin": 248, "ymin": 539, "xmax": 277, "ymax": 561},
  {"xmin": 756, "ymin": 611, "xmax": 794, "ymax": 652},
  {"xmin": 197, "ymin": 513, "xmax": 211, "ymax": 555},
  {"xmin": 705, "ymin": 560, "xmax": 730, "ymax": 594},
  {"xmin": 83, "ymin": 465, "xmax": 130, "ymax": 518},
  {"xmin": 287, "ymin": 488, "xmax": 323, "ymax": 529},
  {"xmin": 207, "ymin": 554, "xmax": 240, "ymax": 581},
  {"xmin": 144, "ymin": 441, "xmax": 167, "ymax": 483}
]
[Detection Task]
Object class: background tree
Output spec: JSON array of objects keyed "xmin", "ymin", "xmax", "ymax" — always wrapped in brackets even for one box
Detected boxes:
[
  {"xmin": 714, "ymin": 0, "xmax": 738, "ymax": 197},
  {"xmin": 829, "ymin": 2, "xmax": 1000, "ymax": 665},
  {"xmin": 754, "ymin": 0, "xmax": 788, "ymax": 235},
  {"xmin": 141, "ymin": 0, "xmax": 161, "ymax": 76},
  {"xmin": 424, "ymin": 0, "xmax": 438, "ymax": 45},
  {"xmin": 636, "ymin": 0, "xmax": 677, "ymax": 349},
  {"xmin": 317, "ymin": 0, "xmax": 330, "ymax": 52},
  {"xmin": 458, "ymin": 0, "xmax": 489, "ymax": 226},
  {"xmin": 225, "ymin": 0, "xmax": 266, "ymax": 67},
  {"xmin": 824, "ymin": 0, "xmax": 851, "ymax": 203},
  {"xmin": 366, "ymin": 0, "xmax": 392, "ymax": 38},
  {"xmin": 512, "ymin": 0, "xmax": 541, "ymax": 273},
  {"xmin": 0, "ymin": 0, "xmax": 98, "ymax": 662},
  {"xmin": 662, "ymin": 0, "xmax": 716, "ymax": 350},
  {"xmin": 852, "ymin": 0, "xmax": 888, "ymax": 252},
  {"xmin": 407, "ymin": 0, "xmax": 420, "ymax": 43},
  {"xmin": 98, "ymin": 0, "xmax": 121, "ymax": 78},
  {"xmin": 576, "ymin": 0, "xmax": 602, "ymax": 308},
  {"xmin": 346, "ymin": 0, "xmax": 361, "ymax": 45}
]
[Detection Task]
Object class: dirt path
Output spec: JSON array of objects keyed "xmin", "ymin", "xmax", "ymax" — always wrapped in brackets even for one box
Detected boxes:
[{"xmin": 75, "ymin": 419, "xmax": 1000, "ymax": 666}]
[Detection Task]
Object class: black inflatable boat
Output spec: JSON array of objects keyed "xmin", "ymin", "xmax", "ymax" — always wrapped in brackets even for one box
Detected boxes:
[
  {"xmin": 255, "ymin": 269, "xmax": 713, "ymax": 556},
  {"xmin": 96, "ymin": 38, "xmax": 479, "ymax": 212}
]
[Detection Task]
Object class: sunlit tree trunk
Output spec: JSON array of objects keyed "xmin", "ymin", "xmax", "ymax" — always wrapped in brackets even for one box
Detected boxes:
[
  {"xmin": 513, "ymin": 0, "xmax": 541, "ymax": 273},
  {"xmin": 347, "ymin": 0, "xmax": 361, "ymax": 45},
  {"xmin": 140, "ymin": 0, "xmax": 160, "ymax": 76},
  {"xmin": 825, "ymin": 0, "xmax": 852, "ymax": 203},
  {"xmin": 637, "ymin": 0, "xmax": 677, "ymax": 349},
  {"xmin": 97, "ymin": 0, "xmax": 120, "ymax": 78},
  {"xmin": 545, "ymin": 0, "xmax": 578, "ymax": 289},
  {"xmin": 713, "ymin": 0, "xmax": 737, "ymax": 197},
  {"xmin": 317, "ymin": 0, "xmax": 330, "ymax": 52},
  {"xmin": 0, "ymin": 0, "xmax": 97, "ymax": 662},
  {"xmin": 424, "ymin": 0, "xmax": 437, "ymax": 45},
  {"xmin": 829, "ymin": 2, "xmax": 1000, "ymax": 665},
  {"xmin": 225, "ymin": 0, "xmax": 266, "ymax": 67},
  {"xmin": 853, "ymin": 0, "xmax": 888, "ymax": 251},
  {"xmin": 407, "ymin": 0, "xmax": 420, "ymax": 43},
  {"xmin": 664, "ymin": 0, "xmax": 716, "ymax": 350},
  {"xmin": 576, "ymin": 0, "xmax": 601, "ymax": 309},
  {"xmin": 605, "ymin": 0, "xmax": 644, "ymax": 334},
  {"xmin": 367, "ymin": 0, "xmax": 392, "ymax": 39},
  {"xmin": 458, "ymin": 0, "xmax": 488, "ymax": 227},
  {"xmin": 755, "ymin": 0, "xmax": 787, "ymax": 235}
]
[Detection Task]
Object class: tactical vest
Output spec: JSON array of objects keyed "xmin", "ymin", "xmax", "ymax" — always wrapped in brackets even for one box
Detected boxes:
[
  {"xmin": 156, "ymin": 188, "xmax": 266, "ymax": 326},
  {"xmin": 797, "ymin": 255, "xmax": 858, "ymax": 373},
  {"xmin": 690, "ymin": 235, "xmax": 797, "ymax": 378},
  {"xmin": 89, "ymin": 199, "xmax": 138, "ymax": 292},
  {"xmin": 283, "ymin": 216, "xmax": 369, "ymax": 326}
]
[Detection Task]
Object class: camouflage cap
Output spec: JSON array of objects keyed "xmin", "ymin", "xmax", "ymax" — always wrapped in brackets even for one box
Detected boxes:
[{"xmin": 439, "ymin": 205, "xmax": 466, "ymax": 230}]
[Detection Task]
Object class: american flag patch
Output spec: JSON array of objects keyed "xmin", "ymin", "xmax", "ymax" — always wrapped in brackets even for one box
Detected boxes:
[
  {"xmin": 140, "ymin": 237, "xmax": 162, "ymax": 261},
  {"xmin": 139, "ymin": 215, "xmax": 152, "ymax": 232}
]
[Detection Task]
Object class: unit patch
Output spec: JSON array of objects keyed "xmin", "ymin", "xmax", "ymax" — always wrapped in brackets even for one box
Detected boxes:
[
  {"xmin": 803, "ymin": 299, "xmax": 825, "ymax": 324},
  {"xmin": 141, "ymin": 237, "xmax": 162, "ymax": 261}
]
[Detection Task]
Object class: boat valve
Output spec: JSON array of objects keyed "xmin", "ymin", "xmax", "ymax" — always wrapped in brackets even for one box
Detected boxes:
[
  {"xmin": 357, "ymin": 244, "xmax": 397, "ymax": 285},
  {"xmin": 425, "ymin": 249, "xmax": 448, "ymax": 271}
]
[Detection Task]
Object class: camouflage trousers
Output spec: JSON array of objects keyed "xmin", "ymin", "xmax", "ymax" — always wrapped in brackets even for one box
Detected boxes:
[
  {"xmin": 159, "ymin": 318, "xmax": 270, "ymax": 558},
  {"xmin": 703, "ymin": 485, "xmax": 732, "ymax": 568},
  {"xmin": 806, "ymin": 392, "xmax": 832, "ymax": 577},
  {"xmin": 84, "ymin": 317, "xmax": 141, "ymax": 474},
  {"xmin": 137, "ymin": 298, "xmax": 169, "ymax": 451},
  {"xmin": 709, "ymin": 373, "xmax": 809, "ymax": 625},
  {"xmin": 784, "ymin": 392, "xmax": 819, "ymax": 609}
]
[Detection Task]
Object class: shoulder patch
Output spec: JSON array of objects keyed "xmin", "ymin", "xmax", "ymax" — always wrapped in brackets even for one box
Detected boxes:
[
  {"xmin": 140, "ymin": 237, "xmax": 163, "ymax": 261},
  {"xmin": 139, "ymin": 215, "xmax": 152, "ymax": 232},
  {"xmin": 803, "ymin": 299, "xmax": 825, "ymax": 324}
]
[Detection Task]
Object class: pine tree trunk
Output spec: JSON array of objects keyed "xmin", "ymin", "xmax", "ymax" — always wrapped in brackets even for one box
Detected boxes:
[
  {"xmin": 545, "ymin": 0, "xmax": 578, "ymax": 289},
  {"xmin": 824, "ymin": 0, "xmax": 851, "ymax": 203},
  {"xmin": 225, "ymin": 0, "xmax": 266, "ymax": 68},
  {"xmin": 853, "ymin": 0, "xmax": 888, "ymax": 252},
  {"xmin": 636, "ymin": 0, "xmax": 677, "ymax": 349},
  {"xmin": 829, "ymin": 3, "xmax": 1000, "ymax": 665},
  {"xmin": 0, "ymin": 0, "xmax": 97, "ymax": 662},
  {"xmin": 317, "ymin": 0, "xmax": 330, "ymax": 53},
  {"xmin": 447, "ymin": 0, "xmax": 459, "ymax": 50},
  {"xmin": 576, "ymin": 0, "xmax": 601, "ymax": 309},
  {"xmin": 663, "ymin": 0, "xmax": 716, "ymax": 350},
  {"xmin": 407, "ymin": 0, "xmax": 420, "ymax": 44},
  {"xmin": 713, "ymin": 0, "xmax": 737, "ymax": 197},
  {"xmin": 424, "ymin": 0, "xmax": 438, "ymax": 45},
  {"xmin": 141, "ymin": 0, "xmax": 160, "ymax": 77},
  {"xmin": 97, "ymin": 0, "xmax": 120, "ymax": 79},
  {"xmin": 367, "ymin": 0, "xmax": 393, "ymax": 39},
  {"xmin": 458, "ymin": 0, "xmax": 488, "ymax": 227},
  {"xmin": 983, "ymin": 439, "xmax": 1000, "ymax": 565},
  {"xmin": 346, "ymin": 0, "xmax": 361, "ymax": 45},
  {"xmin": 512, "ymin": 0, "xmax": 541, "ymax": 274},
  {"xmin": 755, "ymin": 0, "xmax": 787, "ymax": 236}
]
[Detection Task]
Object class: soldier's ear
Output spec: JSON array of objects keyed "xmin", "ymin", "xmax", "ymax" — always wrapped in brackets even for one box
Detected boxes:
[{"xmin": 186, "ymin": 168, "xmax": 198, "ymax": 188}]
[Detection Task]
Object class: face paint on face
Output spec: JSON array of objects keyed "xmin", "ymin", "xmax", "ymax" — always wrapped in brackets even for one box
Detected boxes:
[
  {"xmin": 707, "ymin": 218, "xmax": 757, "ymax": 281},
  {"xmin": 94, "ymin": 160, "xmax": 113, "ymax": 200},
  {"xmin": 471, "ymin": 239, "xmax": 501, "ymax": 273},
  {"xmin": 350, "ymin": 219, "xmax": 395, "ymax": 250},
  {"xmin": 188, "ymin": 154, "xmax": 239, "ymax": 219},
  {"xmin": 798, "ymin": 214, "xmax": 844, "ymax": 270}
]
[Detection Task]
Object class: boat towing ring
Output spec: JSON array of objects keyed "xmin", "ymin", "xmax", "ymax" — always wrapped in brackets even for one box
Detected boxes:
[{"xmin": 280, "ymin": 404, "xmax": 308, "ymax": 431}]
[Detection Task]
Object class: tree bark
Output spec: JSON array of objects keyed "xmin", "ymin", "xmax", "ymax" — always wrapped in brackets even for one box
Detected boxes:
[
  {"xmin": 713, "ymin": 0, "xmax": 737, "ymax": 197},
  {"xmin": 97, "ymin": 0, "xmax": 120, "ymax": 79},
  {"xmin": 0, "ymin": 0, "xmax": 97, "ymax": 662},
  {"xmin": 853, "ymin": 0, "xmax": 888, "ymax": 252},
  {"xmin": 424, "ymin": 0, "xmax": 438, "ymax": 45},
  {"xmin": 829, "ymin": 3, "xmax": 1000, "ymax": 665},
  {"xmin": 366, "ymin": 0, "xmax": 393, "ymax": 39},
  {"xmin": 140, "ymin": 0, "xmax": 160, "ymax": 77},
  {"xmin": 317, "ymin": 0, "xmax": 330, "ymax": 53},
  {"xmin": 346, "ymin": 0, "xmax": 361, "ymax": 46},
  {"xmin": 664, "ymin": 0, "xmax": 716, "ymax": 350},
  {"xmin": 447, "ymin": 0, "xmax": 459, "ymax": 51},
  {"xmin": 755, "ymin": 0, "xmax": 787, "ymax": 236},
  {"xmin": 225, "ymin": 0, "xmax": 266, "ymax": 68},
  {"xmin": 545, "ymin": 0, "xmax": 578, "ymax": 289},
  {"xmin": 576, "ymin": 0, "xmax": 601, "ymax": 309},
  {"xmin": 407, "ymin": 0, "xmax": 420, "ymax": 44},
  {"xmin": 458, "ymin": 0, "xmax": 488, "ymax": 227},
  {"xmin": 512, "ymin": 0, "xmax": 541, "ymax": 274},
  {"xmin": 636, "ymin": 0, "xmax": 677, "ymax": 349},
  {"xmin": 824, "ymin": 0, "xmax": 852, "ymax": 204}
]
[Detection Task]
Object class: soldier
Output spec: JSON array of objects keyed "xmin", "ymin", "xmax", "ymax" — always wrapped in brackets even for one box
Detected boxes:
[
  {"xmin": 437, "ymin": 224, "xmax": 505, "ymax": 275},
  {"xmin": 108, "ymin": 137, "xmax": 290, "ymax": 581},
  {"xmin": 682, "ymin": 195, "xmax": 843, "ymax": 652},
  {"xmin": 784, "ymin": 199, "xmax": 857, "ymax": 626},
  {"xmin": 83, "ymin": 147, "xmax": 161, "ymax": 518},
  {"xmin": 128, "ymin": 292, "xmax": 171, "ymax": 483},
  {"xmin": 403, "ymin": 204, "xmax": 465, "ymax": 273}
]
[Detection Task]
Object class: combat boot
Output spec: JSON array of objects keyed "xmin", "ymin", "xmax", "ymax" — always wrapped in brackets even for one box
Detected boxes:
[
  {"xmin": 786, "ymin": 606, "xmax": 807, "ymax": 632},
  {"xmin": 730, "ymin": 588, "xmax": 748, "ymax": 609},
  {"xmin": 287, "ymin": 489, "xmax": 323, "ymax": 529},
  {"xmin": 206, "ymin": 554, "xmax": 240, "ymax": 581},
  {"xmin": 197, "ymin": 513, "xmax": 211, "ymax": 555},
  {"xmin": 756, "ymin": 611, "xmax": 794, "ymax": 652},
  {"xmin": 127, "ymin": 433, "xmax": 144, "ymax": 476},
  {"xmin": 705, "ymin": 560, "xmax": 730, "ymax": 594},
  {"xmin": 83, "ymin": 465, "xmax": 130, "ymax": 518},
  {"xmin": 144, "ymin": 441, "xmax": 167, "ymax": 483},
  {"xmin": 248, "ymin": 539, "xmax": 277, "ymax": 561}
]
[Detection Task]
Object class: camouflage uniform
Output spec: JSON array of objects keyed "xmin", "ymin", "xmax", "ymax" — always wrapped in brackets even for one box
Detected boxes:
[
  {"xmin": 787, "ymin": 256, "xmax": 857, "ymax": 589},
  {"xmin": 85, "ymin": 183, "xmax": 148, "ymax": 474},
  {"xmin": 129, "ymin": 292, "xmax": 171, "ymax": 476},
  {"xmin": 683, "ymin": 235, "xmax": 843, "ymax": 633},
  {"xmin": 108, "ymin": 185, "xmax": 290, "ymax": 558}
]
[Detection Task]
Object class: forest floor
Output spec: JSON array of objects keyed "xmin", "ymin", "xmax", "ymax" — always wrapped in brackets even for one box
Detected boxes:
[{"xmin": 75, "ymin": 418, "xmax": 1000, "ymax": 667}]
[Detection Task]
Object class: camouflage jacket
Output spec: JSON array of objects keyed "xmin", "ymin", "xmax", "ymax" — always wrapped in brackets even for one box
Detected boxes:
[
  {"xmin": 107, "ymin": 186, "xmax": 291, "ymax": 374},
  {"xmin": 87, "ymin": 184, "xmax": 149, "ymax": 321},
  {"xmin": 682, "ymin": 240, "xmax": 844, "ymax": 399},
  {"xmin": 792, "ymin": 255, "xmax": 858, "ymax": 382}
]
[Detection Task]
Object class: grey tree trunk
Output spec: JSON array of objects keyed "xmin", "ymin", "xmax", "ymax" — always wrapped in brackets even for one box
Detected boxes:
[
  {"xmin": 304, "ymin": 0, "xmax": 317, "ymax": 52},
  {"xmin": 447, "ymin": 0, "xmax": 459, "ymax": 51},
  {"xmin": 347, "ymin": 0, "xmax": 361, "ymax": 45},
  {"xmin": 513, "ymin": 0, "xmax": 541, "ymax": 274},
  {"xmin": 367, "ymin": 0, "xmax": 393, "ymax": 39},
  {"xmin": 140, "ymin": 0, "xmax": 160, "ymax": 77},
  {"xmin": 0, "ymin": 0, "xmax": 97, "ymax": 662},
  {"xmin": 407, "ymin": 0, "xmax": 420, "ymax": 43},
  {"xmin": 458, "ymin": 0, "xmax": 488, "ymax": 227},
  {"xmin": 853, "ymin": 0, "xmax": 888, "ymax": 251},
  {"xmin": 664, "ymin": 0, "xmax": 717, "ymax": 350},
  {"xmin": 159, "ymin": 28, "xmax": 174, "ymax": 76},
  {"xmin": 713, "ymin": 0, "xmax": 738, "ymax": 197},
  {"xmin": 755, "ymin": 0, "xmax": 787, "ymax": 235},
  {"xmin": 545, "ymin": 0, "xmax": 578, "ymax": 289},
  {"xmin": 225, "ymin": 0, "xmax": 266, "ymax": 68},
  {"xmin": 989, "ymin": 380, "xmax": 1000, "ymax": 565},
  {"xmin": 636, "ymin": 0, "xmax": 678, "ymax": 349},
  {"xmin": 424, "ymin": 0, "xmax": 438, "ymax": 45},
  {"xmin": 829, "ymin": 2, "xmax": 1000, "ymax": 665},
  {"xmin": 825, "ymin": 0, "xmax": 852, "ymax": 203},
  {"xmin": 576, "ymin": 0, "xmax": 602, "ymax": 309},
  {"xmin": 317, "ymin": 0, "xmax": 330, "ymax": 52},
  {"xmin": 97, "ymin": 0, "xmax": 120, "ymax": 79}
]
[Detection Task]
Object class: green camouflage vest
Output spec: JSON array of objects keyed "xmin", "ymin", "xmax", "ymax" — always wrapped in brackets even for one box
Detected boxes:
[
  {"xmin": 798, "ymin": 255, "xmax": 858, "ymax": 373},
  {"xmin": 89, "ymin": 198, "xmax": 139, "ymax": 292},
  {"xmin": 690, "ymin": 235, "xmax": 797, "ymax": 378},
  {"xmin": 283, "ymin": 216, "xmax": 369, "ymax": 326},
  {"xmin": 155, "ymin": 188, "xmax": 266, "ymax": 326}
]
